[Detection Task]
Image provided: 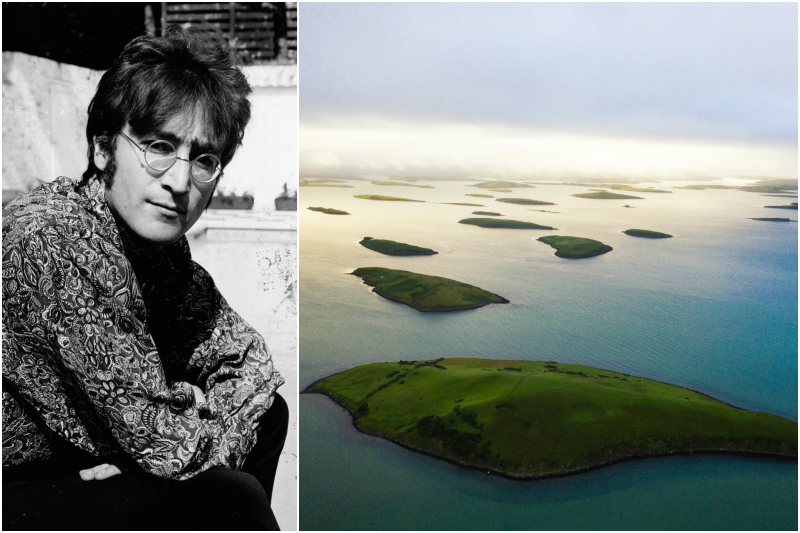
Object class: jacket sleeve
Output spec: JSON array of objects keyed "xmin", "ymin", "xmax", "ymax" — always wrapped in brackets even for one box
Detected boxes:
[
  {"xmin": 3, "ymin": 227, "xmax": 236, "ymax": 479},
  {"xmin": 182, "ymin": 260, "xmax": 284, "ymax": 470}
]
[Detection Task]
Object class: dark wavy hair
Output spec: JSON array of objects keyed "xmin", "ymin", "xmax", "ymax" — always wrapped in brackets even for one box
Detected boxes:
[{"xmin": 83, "ymin": 26, "xmax": 252, "ymax": 186}]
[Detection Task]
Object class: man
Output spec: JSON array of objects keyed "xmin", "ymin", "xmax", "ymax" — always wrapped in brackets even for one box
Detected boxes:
[{"xmin": 2, "ymin": 28, "xmax": 287, "ymax": 529}]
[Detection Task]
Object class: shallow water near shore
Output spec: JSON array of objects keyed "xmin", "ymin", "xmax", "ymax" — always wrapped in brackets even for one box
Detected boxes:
[{"xmin": 299, "ymin": 180, "xmax": 797, "ymax": 530}]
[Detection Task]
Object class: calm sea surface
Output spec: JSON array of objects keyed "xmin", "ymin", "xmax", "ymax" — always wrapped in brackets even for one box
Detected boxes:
[{"xmin": 299, "ymin": 181, "xmax": 797, "ymax": 530}]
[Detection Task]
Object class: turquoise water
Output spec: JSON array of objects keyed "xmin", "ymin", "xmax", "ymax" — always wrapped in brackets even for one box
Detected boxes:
[{"xmin": 299, "ymin": 181, "xmax": 797, "ymax": 530}]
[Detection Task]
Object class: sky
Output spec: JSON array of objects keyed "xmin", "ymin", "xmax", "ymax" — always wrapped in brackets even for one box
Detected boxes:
[{"xmin": 300, "ymin": 3, "xmax": 798, "ymax": 180}]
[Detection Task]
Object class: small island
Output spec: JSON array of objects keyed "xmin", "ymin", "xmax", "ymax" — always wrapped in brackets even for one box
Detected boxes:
[
  {"xmin": 443, "ymin": 202, "xmax": 484, "ymax": 206},
  {"xmin": 472, "ymin": 181, "xmax": 534, "ymax": 189},
  {"xmin": 351, "ymin": 268, "xmax": 508, "ymax": 312},
  {"xmin": 355, "ymin": 195, "xmax": 424, "ymax": 202},
  {"xmin": 308, "ymin": 207, "xmax": 350, "ymax": 215},
  {"xmin": 572, "ymin": 191, "xmax": 643, "ymax": 200},
  {"xmin": 371, "ymin": 180, "xmax": 434, "ymax": 189},
  {"xmin": 488, "ymin": 189, "xmax": 513, "ymax": 193},
  {"xmin": 750, "ymin": 218, "xmax": 792, "ymax": 222},
  {"xmin": 459, "ymin": 218, "xmax": 555, "ymax": 230},
  {"xmin": 537, "ymin": 235, "xmax": 612, "ymax": 258},
  {"xmin": 359, "ymin": 237, "xmax": 437, "ymax": 256},
  {"xmin": 624, "ymin": 229, "xmax": 673, "ymax": 238},
  {"xmin": 496, "ymin": 198, "xmax": 556, "ymax": 206},
  {"xmin": 466, "ymin": 194, "xmax": 494, "ymax": 198},
  {"xmin": 472, "ymin": 211, "xmax": 503, "ymax": 216},
  {"xmin": 300, "ymin": 180, "xmax": 355, "ymax": 188},
  {"xmin": 304, "ymin": 358, "xmax": 798, "ymax": 479},
  {"xmin": 765, "ymin": 204, "xmax": 798, "ymax": 210}
]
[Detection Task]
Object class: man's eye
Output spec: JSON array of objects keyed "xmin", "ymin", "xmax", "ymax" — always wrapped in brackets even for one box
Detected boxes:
[
  {"xmin": 147, "ymin": 141, "xmax": 174, "ymax": 156},
  {"xmin": 195, "ymin": 156, "xmax": 216, "ymax": 171}
]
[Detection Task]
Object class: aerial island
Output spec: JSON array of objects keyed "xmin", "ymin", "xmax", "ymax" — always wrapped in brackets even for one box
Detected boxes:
[
  {"xmin": 538, "ymin": 235, "xmax": 612, "ymax": 258},
  {"xmin": 444, "ymin": 202, "xmax": 484, "ymax": 206},
  {"xmin": 623, "ymin": 229, "xmax": 673, "ymax": 238},
  {"xmin": 308, "ymin": 207, "xmax": 350, "ymax": 215},
  {"xmin": 472, "ymin": 211, "xmax": 503, "ymax": 216},
  {"xmin": 572, "ymin": 191, "xmax": 643, "ymax": 200},
  {"xmin": 459, "ymin": 218, "xmax": 555, "ymax": 230},
  {"xmin": 354, "ymin": 195, "xmax": 424, "ymax": 202},
  {"xmin": 360, "ymin": 237, "xmax": 437, "ymax": 256},
  {"xmin": 351, "ymin": 267, "xmax": 508, "ymax": 312},
  {"xmin": 496, "ymin": 198, "xmax": 556, "ymax": 206},
  {"xmin": 764, "ymin": 204, "xmax": 798, "ymax": 210},
  {"xmin": 750, "ymin": 218, "xmax": 792, "ymax": 222},
  {"xmin": 371, "ymin": 180, "xmax": 434, "ymax": 189},
  {"xmin": 466, "ymin": 194, "xmax": 494, "ymax": 198},
  {"xmin": 489, "ymin": 189, "xmax": 513, "ymax": 193},
  {"xmin": 304, "ymin": 358, "xmax": 797, "ymax": 479},
  {"xmin": 472, "ymin": 181, "xmax": 534, "ymax": 189}
]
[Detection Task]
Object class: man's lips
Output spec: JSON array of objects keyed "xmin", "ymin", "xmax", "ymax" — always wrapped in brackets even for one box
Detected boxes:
[{"xmin": 148, "ymin": 200, "xmax": 186, "ymax": 215}]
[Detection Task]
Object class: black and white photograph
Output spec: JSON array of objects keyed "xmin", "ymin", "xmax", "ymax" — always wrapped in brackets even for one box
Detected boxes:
[{"xmin": 2, "ymin": 3, "xmax": 297, "ymax": 529}]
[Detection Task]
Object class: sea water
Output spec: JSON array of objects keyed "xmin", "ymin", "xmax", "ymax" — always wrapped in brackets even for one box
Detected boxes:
[{"xmin": 299, "ymin": 181, "xmax": 797, "ymax": 530}]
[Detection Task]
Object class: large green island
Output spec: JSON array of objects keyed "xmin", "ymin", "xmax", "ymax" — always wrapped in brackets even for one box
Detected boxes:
[
  {"xmin": 351, "ymin": 268, "xmax": 508, "ymax": 312},
  {"xmin": 459, "ymin": 218, "xmax": 555, "ymax": 229},
  {"xmin": 538, "ymin": 235, "xmax": 612, "ymax": 258},
  {"xmin": 308, "ymin": 206, "xmax": 350, "ymax": 215},
  {"xmin": 360, "ymin": 237, "xmax": 437, "ymax": 256},
  {"xmin": 304, "ymin": 358, "xmax": 798, "ymax": 479}
]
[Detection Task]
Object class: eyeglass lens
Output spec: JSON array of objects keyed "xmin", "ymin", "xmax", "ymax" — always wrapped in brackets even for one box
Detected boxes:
[{"xmin": 144, "ymin": 141, "xmax": 220, "ymax": 182}]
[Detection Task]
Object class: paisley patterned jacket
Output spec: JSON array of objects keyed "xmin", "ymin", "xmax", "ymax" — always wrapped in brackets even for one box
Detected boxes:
[{"xmin": 2, "ymin": 176, "xmax": 284, "ymax": 480}]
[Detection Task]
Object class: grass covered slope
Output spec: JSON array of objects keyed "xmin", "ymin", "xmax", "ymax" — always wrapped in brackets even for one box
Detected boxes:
[
  {"xmin": 308, "ymin": 207, "xmax": 350, "ymax": 215},
  {"xmin": 360, "ymin": 237, "xmax": 437, "ymax": 256},
  {"xmin": 305, "ymin": 359, "xmax": 798, "ymax": 479},
  {"xmin": 351, "ymin": 268, "xmax": 508, "ymax": 312},
  {"xmin": 572, "ymin": 191, "xmax": 643, "ymax": 200},
  {"xmin": 538, "ymin": 235, "xmax": 612, "ymax": 258},
  {"xmin": 624, "ymin": 229, "xmax": 673, "ymax": 238},
  {"xmin": 459, "ymin": 218, "xmax": 555, "ymax": 229},
  {"xmin": 355, "ymin": 195, "xmax": 424, "ymax": 202}
]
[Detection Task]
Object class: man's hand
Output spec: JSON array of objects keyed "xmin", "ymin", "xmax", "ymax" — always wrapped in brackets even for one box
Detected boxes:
[
  {"xmin": 191, "ymin": 384, "xmax": 206, "ymax": 404},
  {"xmin": 80, "ymin": 463, "xmax": 122, "ymax": 481}
]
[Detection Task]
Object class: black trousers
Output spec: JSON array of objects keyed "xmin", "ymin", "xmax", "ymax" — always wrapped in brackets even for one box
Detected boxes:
[{"xmin": 2, "ymin": 393, "xmax": 289, "ymax": 531}]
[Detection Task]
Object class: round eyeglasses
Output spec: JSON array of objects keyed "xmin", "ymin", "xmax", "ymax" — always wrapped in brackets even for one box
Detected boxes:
[{"xmin": 119, "ymin": 131, "xmax": 223, "ymax": 183}]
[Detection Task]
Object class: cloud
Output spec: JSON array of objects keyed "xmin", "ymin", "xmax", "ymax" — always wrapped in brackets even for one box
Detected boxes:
[
  {"xmin": 301, "ymin": 3, "xmax": 798, "ymax": 142},
  {"xmin": 300, "ymin": 116, "xmax": 798, "ymax": 180}
]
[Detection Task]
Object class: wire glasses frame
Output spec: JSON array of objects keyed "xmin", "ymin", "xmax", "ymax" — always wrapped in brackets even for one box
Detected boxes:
[{"xmin": 118, "ymin": 131, "xmax": 223, "ymax": 183}]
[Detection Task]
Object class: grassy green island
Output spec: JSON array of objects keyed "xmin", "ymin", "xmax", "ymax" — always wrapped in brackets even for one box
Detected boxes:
[
  {"xmin": 572, "ymin": 191, "xmax": 643, "ymax": 200},
  {"xmin": 472, "ymin": 181, "xmax": 534, "ymax": 189},
  {"xmin": 304, "ymin": 358, "xmax": 797, "ymax": 479},
  {"xmin": 307, "ymin": 207, "xmax": 350, "ymax": 215},
  {"xmin": 444, "ymin": 202, "xmax": 484, "ymax": 206},
  {"xmin": 538, "ymin": 236, "xmax": 612, "ymax": 258},
  {"xmin": 355, "ymin": 195, "xmax": 424, "ymax": 202},
  {"xmin": 624, "ymin": 229, "xmax": 673, "ymax": 239},
  {"xmin": 459, "ymin": 218, "xmax": 555, "ymax": 230},
  {"xmin": 371, "ymin": 180, "xmax": 434, "ymax": 189},
  {"xmin": 351, "ymin": 268, "xmax": 508, "ymax": 312},
  {"xmin": 496, "ymin": 198, "xmax": 556, "ymax": 206},
  {"xmin": 472, "ymin": 211, "xmax": 503, "ymax": 216},
  {"xmin": 466, "ymin": 194, "xmax": 494, "ymax": 198},
  {"xmin": 750, "ymin": 218, "xmax": 792, "ymax": 222},
  {"xmin": 488, "ymin": 189, "xmax": 513, "ymax": 193},
  {"xmin": 765, "ymin": 204, "xmax": 798, "ymax": 210},
  {"xmin": 359, "ymin": 238, "xmax": 437, "ymax": 256}
]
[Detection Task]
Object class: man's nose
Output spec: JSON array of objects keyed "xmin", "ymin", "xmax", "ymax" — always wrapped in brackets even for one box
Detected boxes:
[{"xmin": 160, "ymin": 156, "xmax": 192, "ymax": 195}]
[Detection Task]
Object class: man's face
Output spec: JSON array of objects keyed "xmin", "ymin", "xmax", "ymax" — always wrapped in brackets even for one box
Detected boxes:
[{"xmin": 99, "ymin": 113, "xmax": 219, "ymax": 254}]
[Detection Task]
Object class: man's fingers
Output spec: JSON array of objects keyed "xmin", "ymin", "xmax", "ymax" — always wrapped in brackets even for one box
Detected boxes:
[
  {"xmin": 80, "ymin": 463, "xmax": 121, "ymax": 481},
  {"xmin": 95, "ymin": 464, "xmax": 122, "ymax": 480}
]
